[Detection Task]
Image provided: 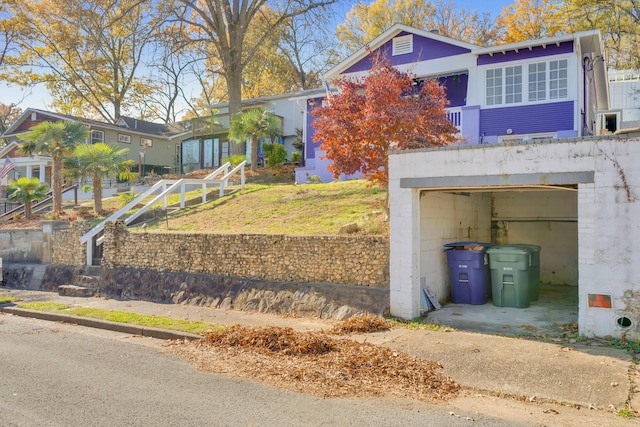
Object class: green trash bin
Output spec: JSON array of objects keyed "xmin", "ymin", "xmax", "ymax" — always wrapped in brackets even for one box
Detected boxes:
[
  {"xmin": 487, "ymin": 246, "xmax": 533, "ymax": 308},
  {"xmin": 513, "ymin": 244, "xmax": 541, "ymax": 301}
]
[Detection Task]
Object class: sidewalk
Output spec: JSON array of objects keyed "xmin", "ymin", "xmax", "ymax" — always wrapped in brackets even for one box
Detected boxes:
[{"xmin": 1, "ymin": 288, "xmax": 636, "ymax": 413}]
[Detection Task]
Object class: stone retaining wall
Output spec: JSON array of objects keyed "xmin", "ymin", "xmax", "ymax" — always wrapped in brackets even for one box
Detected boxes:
[
  {"xmin": 102, "ymin": 221, "xmax": 389, "ymax": 288},
  {"xmin": 52, "ymin": 222, "xmax": 90, "ymax": 267},
  {"xmin": 101, "ymin": 267, "xmax": 390, "ymax": 319}
]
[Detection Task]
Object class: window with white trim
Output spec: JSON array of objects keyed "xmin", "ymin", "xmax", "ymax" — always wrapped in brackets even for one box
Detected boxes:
[
  {"xmin": 485, "ymin": 57, "xmax": 569, "ymax": 106},
  {"xmin": 505, "ymin": 65, "xmax": 522, "ymax": 104},
  {"xmin": 486, "ymin": 68, "xmax": 502, "ymax": 105},
  {"xmin": 528, "ymin": 62, "xmax": 546, "ymax": 101},
  {"xmin": 392, "ymin": 35, "xmax": 413, "ymax": 56},
  {"xmin": 90, "ymin": 130, "xmax": 104, "ymax": 144},
  {"xmin": 549, "ymin": 59, "xmax": 568, "ymax": 99}
]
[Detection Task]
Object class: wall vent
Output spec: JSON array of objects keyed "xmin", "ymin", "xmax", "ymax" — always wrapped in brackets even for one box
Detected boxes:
[{"xmin": 392, "ymin": 35, "xmax": 413, "ymax": 56}]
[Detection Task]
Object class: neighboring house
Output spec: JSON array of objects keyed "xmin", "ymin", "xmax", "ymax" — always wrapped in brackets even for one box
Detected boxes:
[
  {"xmin": 1, "ymin": 108, "xmax": 190, "ymax": 177},
  {"xmin": 180, "ymin": 92, "xmax": 307, "ymax": 173},
  {"xmin": 296, "ymin": 24, "xmax": 609, "ymax": 183},
  {"xmin": 0, "ymin": 141, "xmax": 51, "ymax": 186},
  {"xmin": 599, "ymin": 69, "xmax": 640, "ymax": 133}
]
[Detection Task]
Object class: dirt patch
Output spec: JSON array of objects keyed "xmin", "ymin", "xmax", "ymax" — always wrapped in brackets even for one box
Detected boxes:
[
  {"xmin": 0, "ymin": 215, "xmax": 45, "ymax": 229},
  {"xmin": 0, "ymin": 206, "xmax": 119, "ymax": 230},
  {"xmin": 166, "ymin": 165, "xmax": 296, "ymax": 184},
  {"xmin": 166, "ymin": 322, "xmax": 459, "ymax": 402}
]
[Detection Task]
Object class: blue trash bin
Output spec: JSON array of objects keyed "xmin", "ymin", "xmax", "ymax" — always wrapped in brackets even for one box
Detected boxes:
[{"xmin": 444, "ymin": 242, "xmax": 492, "ymax": 305}]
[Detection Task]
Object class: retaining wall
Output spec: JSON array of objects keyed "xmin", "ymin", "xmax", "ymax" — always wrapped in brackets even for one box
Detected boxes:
[{"xmin": 102, "ymin": 221, "xmax": 389, "ymax": 288}]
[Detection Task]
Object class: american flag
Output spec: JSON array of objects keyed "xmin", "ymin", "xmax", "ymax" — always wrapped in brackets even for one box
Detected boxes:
[{"xmin": 0, "ymin": 158, "xmax": 15, "ymax": 180}]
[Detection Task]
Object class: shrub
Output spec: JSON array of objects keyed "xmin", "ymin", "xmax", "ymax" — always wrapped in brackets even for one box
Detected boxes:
[
  {"xmin": 291, "ymin": 151, "xmax": 301, "ymax": 163},
  {"xmin": 118, "ymin": 188, "xmax": 139, "ymax": 207},
  {"xmin": 262, "ymin": 142, "xmax": 287, "ymax": 167},
  {"xmin": 221, "ymin": 155, "xmax": 248, "ymax": 167}
]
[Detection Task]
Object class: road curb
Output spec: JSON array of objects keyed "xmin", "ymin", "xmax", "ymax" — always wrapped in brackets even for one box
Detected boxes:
[{"xmin": 0, "ymin": 305, "xmax": 202, "ymax": 341}]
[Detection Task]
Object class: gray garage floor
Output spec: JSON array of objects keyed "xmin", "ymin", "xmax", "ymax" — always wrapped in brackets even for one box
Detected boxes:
[{"xmin": 423, "ymin": 283, "xmax": 578, "ymax": 338}]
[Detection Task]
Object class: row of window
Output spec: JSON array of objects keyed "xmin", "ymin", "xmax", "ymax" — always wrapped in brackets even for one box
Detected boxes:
[
  {"xmin": 486, "ymin": 59, "xmax": 568, "ymax": 106},
  {"xmin": 89, "ymin": 130, "xmax": 153, "ymax": 147}
]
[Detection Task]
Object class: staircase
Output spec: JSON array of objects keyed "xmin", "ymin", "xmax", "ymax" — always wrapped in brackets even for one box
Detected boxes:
[
  {"xmin": 58, "ymin": 265, "xmax": 101, "ymax": 297},
  {"xmin": 78, "ymin": 161, "xmax": 246, "ymax": 266},
  {"xmin": 0, "ymin": 184, "xmax": 78, "ymax": 222}
]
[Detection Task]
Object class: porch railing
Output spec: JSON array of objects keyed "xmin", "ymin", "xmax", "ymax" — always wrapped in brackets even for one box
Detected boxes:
[{"xmin": 446, "ymin": 107, "xmax": 462, "ymax": 132}]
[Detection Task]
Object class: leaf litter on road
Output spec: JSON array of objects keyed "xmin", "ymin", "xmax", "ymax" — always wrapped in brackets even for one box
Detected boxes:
[{"xmin": 165, "ymin": 316, "xmax": 459, "ymax": 402}]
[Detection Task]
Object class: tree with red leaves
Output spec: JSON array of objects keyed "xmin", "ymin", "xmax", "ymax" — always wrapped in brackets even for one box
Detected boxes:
[{"xmin": 312, "ymin": 52, "xmax": 458, "ymax": 187}]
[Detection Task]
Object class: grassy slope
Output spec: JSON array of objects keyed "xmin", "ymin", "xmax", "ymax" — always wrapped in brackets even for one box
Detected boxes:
[{"xmin": 136, "ymin": 180, "xmax": 388, "ymax": 235}]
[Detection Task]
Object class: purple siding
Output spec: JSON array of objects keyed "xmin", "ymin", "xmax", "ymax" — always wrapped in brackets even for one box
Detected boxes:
[
  {"xmin": 479, "ymin": 101, "xmax": 574, "ymax": 136},
  {"xmin": 477, "ymin": 41, "xmax": 574, "ymax": 66},
  {"xmin": 306, "ymin": 97, "xmax": 324, "ymax": 159},
  {"xmin": 345, "ymin": 31, "xmax": 472, "ymax": 74},
  {"xmin": 439, "ymin": 74, "xmax": 468, "ymax": 107}
]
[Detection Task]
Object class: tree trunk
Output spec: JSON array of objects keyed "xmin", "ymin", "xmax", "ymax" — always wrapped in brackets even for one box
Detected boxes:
[
  {"xmin": 226, "ymin": 66, "xmax": 245, "ymax": 156},
  {"xmin": 24, "ymin": 200, "xmax": 32, "ymax": 220},
  {"xmin": 250, "ymin": 136, "xmax": 258, "ymax": 171},
  {"xmin": 52, "ymin": 153, "xmax": 63, "ymax": 218},
  {"xmin": 93, "ymin": 174, "xmax": 103, "ymax": 213}
]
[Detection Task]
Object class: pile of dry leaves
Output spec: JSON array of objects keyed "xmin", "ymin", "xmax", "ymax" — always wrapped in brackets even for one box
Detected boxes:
[{"xmin": 166, "ymin": 316, "xmax": 460, "ymax": 402}]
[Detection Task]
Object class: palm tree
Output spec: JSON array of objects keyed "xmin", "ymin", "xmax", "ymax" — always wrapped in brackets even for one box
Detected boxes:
[
  {"xmin": 7, "ymin": 177, "xmax": 50, "ymax": 219},
  {"xmin": 228, "ymin": 108, "xmax": 282, "ymax": 171},
  {"xmin": 64, "ymin": 143, "xmax": 136, "ymax": 213},
  {"xmin": 19, "ymin": 121, "xmax": 89, "ymax": 218}
]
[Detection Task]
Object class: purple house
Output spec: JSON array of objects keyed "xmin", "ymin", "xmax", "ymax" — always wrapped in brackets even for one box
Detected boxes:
[{"xmin": 295, "ymin": 24, "xmax": 609, "ymax": 183}]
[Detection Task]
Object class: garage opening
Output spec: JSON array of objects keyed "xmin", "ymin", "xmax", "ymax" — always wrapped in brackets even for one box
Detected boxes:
[{"xmin": 418, "ymin": 186, "xmax": 579, "ymax": 337}]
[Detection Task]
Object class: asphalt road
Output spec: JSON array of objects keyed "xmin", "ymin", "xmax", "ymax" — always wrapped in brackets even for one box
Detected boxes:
[{"xmin": 0, "ymin": 314, "xmax": 524, "ymax": 427}]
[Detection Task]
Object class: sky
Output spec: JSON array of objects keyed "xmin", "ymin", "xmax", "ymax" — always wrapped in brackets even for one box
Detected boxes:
[{"xmin": 0, "ymin": 0, "xmax": 515, "ymax": 118}]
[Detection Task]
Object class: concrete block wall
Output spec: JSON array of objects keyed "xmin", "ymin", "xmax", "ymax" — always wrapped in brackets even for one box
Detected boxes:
[
  {"xmin": 102, "ymin": 221, "xmax": 389, "ymax": 288},
  {"xmin": 389, "ymin": 137, "xmax": 640, "ymax": 339},
  {"xmin": 0, "ymin": 220, "xmax": 70, "ymax": 263},
  {"xmin": 492, "ymin": 191, "xmax": 578, "ymax": 285},
  {"xmin": 0, "ymin": 229, "xmax": 44, "ymax": 263},
  {"xmin": 419, "ymin": 192, "xmax": 491, "ymax": 303}
]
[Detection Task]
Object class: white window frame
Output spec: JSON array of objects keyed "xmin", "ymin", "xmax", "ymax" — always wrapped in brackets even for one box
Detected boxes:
[
  {"xmin": 528, "ymin": 62, "xmax": 546, "ymax": 101},
  {"xmin": 482, "ymin": 55, "xmax": 573, "ymax": 108},
  {"xmin": 485, "ymin": 68, "xmax": 502, "ymax": 106},
  {"xmin": 392, "ymin": 34, "xmax": 413, "ymax": 56},
  {"xmin": 549, "ymin": 59, "xmax": 568, "ymax": 100},
  {"xmin": 140, "ymin": 137, "xmax": 153, "ymax": 148},
  {"xmin": 90, "ymin": 130, "xmax": 104, "ymax": 144},
  {"xmin": 504, "ymin": 65, "xmax": 522, "ymax": 104},
  {"xmin": 118, "ymin": 133, "xmax": 131, "ymax": 144}
]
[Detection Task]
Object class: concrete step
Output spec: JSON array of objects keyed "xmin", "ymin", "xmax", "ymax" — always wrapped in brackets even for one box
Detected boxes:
[
  {"xmin": 81, "ymin": 265, "xmax": 102, "ymax": 277},
  {"xmin": 76, "ymin": 275, "xmax": 99, "ymax": 287},
  {"xmin": 58, "ymin": 284, "xmax": 97, "ymax": 297}
]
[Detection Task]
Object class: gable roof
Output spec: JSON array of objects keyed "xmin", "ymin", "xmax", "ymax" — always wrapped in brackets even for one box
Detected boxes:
[
  {"xmin": 0, "ymin": 141, "xmax": 19, "ymax": 158},
  {"xmin": 116, "ymin": 116, "xmax": 172, "ymax": 136},
  {"xmin": 1, "ymin": 108, "xmax": 190, "ymax": 140},
  {"xmin": 323, "ymin": 25, "xmax": 609, "ymax": 111},
  {"xmin": 324, "ymin": 23, "xmax": 480, "ymax": 80}
]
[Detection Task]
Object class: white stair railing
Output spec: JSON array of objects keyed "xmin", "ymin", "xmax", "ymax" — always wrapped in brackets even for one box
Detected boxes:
[{"xmin": 79, "ymin": 161, "xmax": 246, "ymax": 266}]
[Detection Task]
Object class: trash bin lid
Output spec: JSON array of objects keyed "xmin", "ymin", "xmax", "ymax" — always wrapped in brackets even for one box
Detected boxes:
[
  {"xmin": 510, "ymin": 243, "xmax": 541, "ymax": 252},
  {"xmin": 486, "ymin": 245, "xmax": 529, "ymax": 254},
  {"xmin": 444, "ymin": 242, "xmax": 492, "ymax": 250}
]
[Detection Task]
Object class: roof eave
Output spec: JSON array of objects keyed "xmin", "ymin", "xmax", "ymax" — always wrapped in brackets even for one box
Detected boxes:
[{"xmin": 323, "ymin": 23, "xmax": 480, "ymax": 82}]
